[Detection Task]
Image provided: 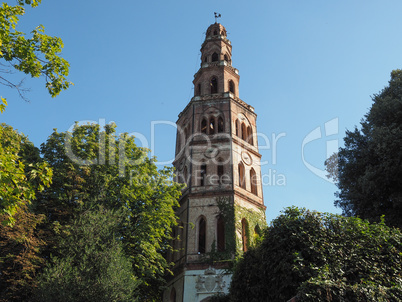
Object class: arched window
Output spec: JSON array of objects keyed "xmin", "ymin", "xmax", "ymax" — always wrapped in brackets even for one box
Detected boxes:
[
  {"xmin": 241, "ymin": 123, "xmax": 247, "ymax": 141},
  {"xmin": 229, "ymin": 80, "xmax": 235, "ymax": 94},
  {"xmin": 218, "ymin": 116, "xmax": 224, "ymax": 133},
  {"xmin": 241, "ymin": 218, "xmax": 249, "ymax": 252},
  {"xmin": 204, "ymin": 56, "xmax": 208, "ymax": 63},
  {"xmin": 217, "ymin": 216, "xmax": 225, "ymax": 252},
  {"xmin": 172, "ymin": 226, "xmax": 177, "ymax": 251},
  {"xmin": 209, "ymin": 117, "xmax": 215, "ymax": 134},
  {"xmin": 200, "ymin": 164, "xmax": 207, "ymax": 186},
  {"xmin": 212, "ymin": 52, "xmax": 219, "ymax": 62},
  {"xmin": 183, "ymin": 166, "xmax": 188, "ymax": 184},
  {"xmin": 198, "ymin": 217, "xmax": 206, "ymax": 254},
  {"xmin": 201, "ymin": 119, "xmax": 207, "ymax": 134},
  {"xmin": 224, "ymin": 54, "xmax": 229, "ymax": 62},
  {"xmin": 238, "ymin": 162, "xmax": 246, "ymax": 189},
  {"xmin": 210, "ymin": 77, "xmax": 218, "ymax": 94},
  {"xmin": 176, "ymin": 129, "xmax": 181, "ymax": 153},
  {"xmin": 170, "ymin": 287, "xmax": 176, "ymax": 302},
  {"xmin": 213, "ymin": 30, "xmax": 218, "ymax": 35},
  {"xmin": 247, "ymin": 126, "xmax": 253, "ymax": 145},
  {"xmin": 250, "ymin": 168, "xmax": 257, "ymax": 195},
  {"xmin": 185, "ymin": 127, "xmax": 189, "ymax": 142},
  {"xmin": 217, "ymin": 162, "xmax": 224, "ymax": 184},
  {"xmin": 235, "ymin": 119, "xmax": 239, "ymax": 137},
  {"xmin": 198, "ymin": 83, "xmax": 202, "ymax": 95},
  {"xmin": 254, "ymin": 224, "xmax": 261, "ymax": 237}
]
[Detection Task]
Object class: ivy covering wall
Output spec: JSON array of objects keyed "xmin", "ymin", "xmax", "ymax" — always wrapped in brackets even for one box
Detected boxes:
[{"xmin": 203, "ymin": 196, "xmax": 266, "ymax": 264}]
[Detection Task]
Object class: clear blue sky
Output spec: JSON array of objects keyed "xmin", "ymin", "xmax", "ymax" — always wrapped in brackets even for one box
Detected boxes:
[{"xmin": 2, "ymin": 0, "xmax": 402, "ymax": 223}]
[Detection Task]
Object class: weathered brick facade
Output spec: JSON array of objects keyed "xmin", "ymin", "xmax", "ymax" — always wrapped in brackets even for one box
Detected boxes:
[{"xmin": 164, "ymin": 22, "xmax": 266, "ymax": 302}]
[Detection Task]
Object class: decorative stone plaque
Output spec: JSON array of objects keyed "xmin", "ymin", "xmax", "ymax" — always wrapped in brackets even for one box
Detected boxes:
[{"xmin": 195, "ymin": 267, "xmax": 226, "ymax": 294}]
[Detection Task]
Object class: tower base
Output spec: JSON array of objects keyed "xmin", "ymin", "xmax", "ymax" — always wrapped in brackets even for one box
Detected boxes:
[{"xmin": 163, "ymin": 267, "xmax": 232, "ymax": 302}]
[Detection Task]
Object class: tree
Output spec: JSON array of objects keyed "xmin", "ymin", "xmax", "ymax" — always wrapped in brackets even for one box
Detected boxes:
[
  {"xmin": 222, "ymin": 207, "xmax": 402, "ymax": 302},
  {"xmin": 38, "ymin": 122, "xmax": 183, "ymax": 301},
  {"xmin": 0, "ymin": 0, "xmax": 71, "ymax": 103},
  {"xmin": 0, "ymin": 204, "xmax": 45, "ymax": 302},
  {"xmin": 0, "ymin": 123, "xmax": 52, "ymax": 225},
  {"xmin": 34, "ymin": 206, "xmax": 140, "ymax": 302},
  {"xmin": 327, "ymin": 69, "xmax": 402, "ymax": 228}
]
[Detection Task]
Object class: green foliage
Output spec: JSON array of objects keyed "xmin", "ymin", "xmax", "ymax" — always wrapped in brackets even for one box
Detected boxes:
[
  {"xmin": 38, "ymin": 122, "xmax": 183, "ymax": 301},
  {"xmin": 34, "ymin": 206, "xmax": 139, "ymax": 302},
  {"xmin": 203, "ymin": 197, "xmax": 266, "ymax": 266},
  {"xmin": 0, "ymin": 123, "xmax": 52, "ymax": 225},
  {"xmin": 209, "ymin": 293, "xmax": 231, "ymax": 302},
  {"xmin": 0, "ymin": 97, "xmax": 7, "ymax": 112},
  {"xmin": 234, "ymin": 204, "xmax": 266, "ymax": 251},
  {"xmin": 226, "ymin": 207, "xmax": 402, "ymax": 302},
  {"xmin": 328, "ymin": 69, "xmax": 402, "ymax": 228},
  {"xmin": 205, "ymin": 196, "xmax": 236, "ymax": 263},
  {"xmin": 0, "ymin": 0, "xmax": 71, "ymax": 101}
]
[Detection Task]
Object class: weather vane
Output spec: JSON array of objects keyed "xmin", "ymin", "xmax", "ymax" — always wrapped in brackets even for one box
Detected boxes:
[{"xmin": 214, "ymin": 12, "xmax": 221, "ymax": 23}]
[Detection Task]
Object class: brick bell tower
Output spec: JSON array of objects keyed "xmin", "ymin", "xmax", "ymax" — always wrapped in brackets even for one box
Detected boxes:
[{"xmin": 164, "ymin": 22, "xmax": 266, "ymax": 302}]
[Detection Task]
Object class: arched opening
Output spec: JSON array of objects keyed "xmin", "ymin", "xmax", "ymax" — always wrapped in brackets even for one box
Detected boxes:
[
  {"xmin": 235, "ymin": 119, "xmax": 239, "ymax": 137},
  {"xmin": 229, "ymin": 80, "xmax": 235, "ymax": 94},
  {"xmin": 213, "ymin": 30, "xmax": 218, "ymax": 35},
  {"xmin": 185, "ymin": 127, "xmax": 189, "ymax": 142},
  {"xmin": 204, "ymin": 56, "xmax": 208, "ymax": 63},
  {"xmin": 170, "ymin": 287, "xmax": 176, "ymax": 302},
  {"xmin": 247, "ymin": 126, "xmax": 253, "ymax": 145},
  {"xmin": 212, "ymin": 52, "xmax": 219, "ymax": 62},
  {"xmin": 209, "ymin": 117, "xmax": 215, "ymax": 134},
  {"xmin": 201, "ymin": 119, "xmax": 207, "ymax": 134},
  {"xmin": 238, "ymin": 162, "xmax": 246, "ymax": 189},
  {"xmin": 200, "ymin": 164, "xmax": 207, "ymax": 186},
  {"xmin": 198, "ymin": 83, "xmax": 202, "ymax": 95},
  {"xmin": 176, "ymin": 129, "xmax": 181, "ymax": 153},
  {"xmin": 218, "ymin": 116, "xmax": 224, "ymax": 133},
  {"xmin": 210, "ymin": 77, "xmax": 218, "ymax": 94},
  {"xmin": 217, "ymin": 162, "xmax": 224, "ymax": 185},
  {"xmin": 241, "ymin": 218, "xmax": 249, "ymax": 252},
  {"xmin": 172, "ymin": 226, "xmax": 177, "ymax": 251},
  {"xmin": 224, "ymin": 54, "xmax": 229, "ymax": 62},
  {"xmin": 241, "ymin": 123, "xmax": 247, "ymax": 141},
  {"xmin": 198, "ymin": 217, "xmax": 206, "ymax": 254},
  {"xmin": 183, "ymin": 166, "xmax": 188, "ymax": 184},
  {"xmin": 254, "ymin": 224, "xmax": 261, "ymax": 237},
  {"xmin": 217, "ymin": 216, "xmax": 225, "ymax": 252},
  {"xmin": 250, "ymin": 168, "xmax": 257, "ymax": 195}
]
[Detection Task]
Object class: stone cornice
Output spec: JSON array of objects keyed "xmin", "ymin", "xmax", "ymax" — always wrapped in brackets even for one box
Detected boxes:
[
  {"xmin": 201, "ymin": 36, "xmax": 231, "ymax": 51},
  {"xmin": 177, "ymin": 94, "xmax": 255, "ymax": 121},
  {"xmin": 193, "ymin": 61, "xmax": 239, "ymax": 80}
]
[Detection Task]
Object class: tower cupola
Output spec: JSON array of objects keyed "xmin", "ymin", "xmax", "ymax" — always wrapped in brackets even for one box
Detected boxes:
[
  {"xmin": 194, "ymin": 23, "xmax": 239, "ymax": 98},
  {"xmin": 205, "ymin": 23, "xmax": 227, "ymax": 39}
]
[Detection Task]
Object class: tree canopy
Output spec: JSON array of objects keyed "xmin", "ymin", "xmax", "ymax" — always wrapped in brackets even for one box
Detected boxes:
[
  {"xmin": 327, "ymin": 69, "xmax": 402, "ymax": 228},
  {"xmin": 1, "ymin": 122, "xmax": 183, "ymax": 301},
  {"xmin": 0, "ymin": 204, "xmax": 45, "ymax": 301},
  {"xmin": 0, "ymin": 0, "xmax": 70, "ymax": 224},
  {"xmin": 219, "ymin": 207, "xmax": 402, "ymax": 302},
  {"xmin": 0, "ymin": 0, "xmax": 71, "ymax": 102},
  {"xmin": 0, "ymin": 123, "xmax": 52, "ymax": 225},
  {"xmin": 37, "ymin": 122, "xmax": 183, "ymax": 301},
  {"xmin": 34, "ymin": 206, "xmax": 140, "ymax": 302}
]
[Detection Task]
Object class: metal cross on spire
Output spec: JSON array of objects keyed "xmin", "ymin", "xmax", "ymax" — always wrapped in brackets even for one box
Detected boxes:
[{"xmin": 214, "ymin": 12, "xmax": 221, "ymax": 23}]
